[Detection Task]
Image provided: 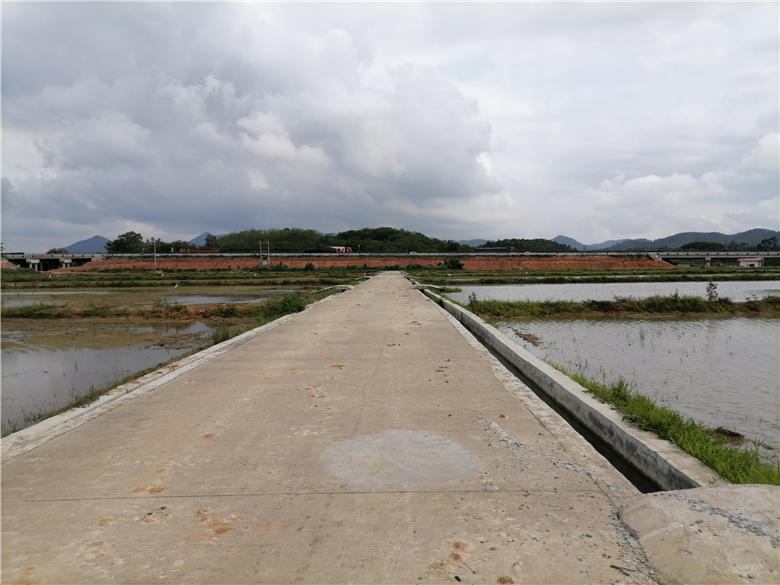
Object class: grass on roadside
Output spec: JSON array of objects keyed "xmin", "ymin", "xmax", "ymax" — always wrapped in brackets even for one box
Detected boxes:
[
  {"xmin": 210, "ymin": 293, "xmax": 313, "ymax": 344},
  {"xmin": 565, "ymin": 372, "xmax": 780, "ymax": 485},
  {"xmin": 465, "ymin": 295, "xmax": 780, "ymax": 319}
]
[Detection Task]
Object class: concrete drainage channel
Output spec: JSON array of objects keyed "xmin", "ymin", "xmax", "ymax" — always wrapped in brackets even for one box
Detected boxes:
[{"xmin": 417, "ymin": 285, "xmax": 725, "ymax": 493}]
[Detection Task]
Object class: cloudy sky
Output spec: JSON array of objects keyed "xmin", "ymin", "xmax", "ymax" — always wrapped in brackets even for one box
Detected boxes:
[{"xmin": 2, "ymin": 2, "xmax": 778, "ymax": 252}]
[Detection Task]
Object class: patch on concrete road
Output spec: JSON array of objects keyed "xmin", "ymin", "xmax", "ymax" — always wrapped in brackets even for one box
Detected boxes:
[
  {"xmin": 620, "ymin": 484, "xmax": 780, "ymax": 584},
  {"xmin": 320, "ymin": 429, "xmax": 478, "ymax": 490}
]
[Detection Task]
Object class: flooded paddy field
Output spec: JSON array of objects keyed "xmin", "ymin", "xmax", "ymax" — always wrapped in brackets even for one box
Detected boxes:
[
  {"xmin": 445, "ymin": 278, "xmax": 780, "ymax": 456},
  {"xmin": 448, "ymin": 280, "xmax": 780, "ymax": 304},
  {"xmin": 1, "ymin": 318, "xmax": 225, "ymax": 433},
  {"xmin": 501, "ymin": 317, "xmax": 780, "ymax": 452},
  {"xmin": 0, "ymin": 269, "xmax": 353, "ymax": 434},
  {"xmin": 0, "ymin": 286, "xmax": 295, "ymax": 309},
  {"xmin": 0, "ymin": 286, "xmax": 295, "ymax": 434}
]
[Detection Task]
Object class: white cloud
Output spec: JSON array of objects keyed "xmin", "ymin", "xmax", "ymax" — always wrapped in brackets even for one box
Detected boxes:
[
  {"xmin": 741, "ymin": 133, "xmax": 780, "ymax": 173},
  {"xmin": 1, "ymin": 2, "xmax": 777, "ymax": 251}
]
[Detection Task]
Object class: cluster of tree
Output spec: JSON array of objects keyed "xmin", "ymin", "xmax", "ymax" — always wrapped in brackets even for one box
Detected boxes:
[
  {"xmin": 680, "ymin": 237, "xmax": 778, "ymax": 252},
  {"xmin": 105, "ymin": 231, "xmax": 193, "ymax": 254},
  {"xmin": 104, "ymin": 228, "xmax": 584, "ymax": 254},
  {"xmin": 208, "ymin": 227, "xmax": 469, "ymax": 253},
  {"xmin": 333, "ymin": 227, "xmax": 467, "ymax": 253},
  {"xmin": 481, "ymin": 238, "xmax": 575, "ymax": 253},
  {"xmin": 210, "ymin": 228, "xmax": 324, "ymax": 253}
]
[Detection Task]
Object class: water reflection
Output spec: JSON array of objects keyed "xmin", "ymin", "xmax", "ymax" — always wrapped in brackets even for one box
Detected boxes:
[
  {"xmin": 500, "ymin": 318, "xmax": 780, "ymax": 450},
  {"xmin": 1, "ymin": 322, "xmax": 212, "ymax": 431},
  {"xmin": 130, "ymin": 294, "xmax": 269, "ymax": 307},
  {"xmin": 2, "ymin": 291, "xmax": 110, "ymax": 308}
]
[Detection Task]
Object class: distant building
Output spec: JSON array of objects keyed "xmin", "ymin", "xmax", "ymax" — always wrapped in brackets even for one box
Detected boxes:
[{"xmin": 738, "ymin": 257, "xmax": 763, "ymax": 267}]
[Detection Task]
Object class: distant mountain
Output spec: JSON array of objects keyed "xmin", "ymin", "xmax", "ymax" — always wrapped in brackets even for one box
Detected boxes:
[
  {"xmin": 604, "ymin": 229, "xmax": 780, "ymax": 251},
  {"xmin": 552, "ymin": 235, "xmax": 585, "ymax": 250},
  {"xmin": 552, "ymin": 235, "xmax": 628, "ymax": 250},
  {"xmin": 586, "ymin": 239, "xmax": 629, "ymax": 250},
  {"xmin": 64, "ymin": 235, "xmax": 109, "ymax": 253},
  {"xmin": 553, "ymin": 229, "xmax": 778, "ymax": 251},
  {"xmin": 189, "ymin": 232, "xmax": 213, "ymax": 246},
  {"xmin": 458, "ymin": 239, "xmax": 488, "ymax": 248}
]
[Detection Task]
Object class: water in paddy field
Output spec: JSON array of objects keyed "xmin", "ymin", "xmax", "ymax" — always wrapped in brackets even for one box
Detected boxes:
[
  {"xmin": 1, "ymin": 322, "xmax": 213, "ymax": 433},
  {"xmin": 500, "ymin": 318, "xmax": 780, "ymax": 451},
  {"xmin": 125, "ymin": 294, "xmax": 271, "ymax": 307},
  {"xmin": 1, "ymin": 290, "xmax": 112, "ymax": 308},
  {"xmin": 448, "ymin": 280, "xmax": 780, "ymax": 304},
  {"xmin": 1, "ymin": 291, "xmax": 274, "ymax": 308}
]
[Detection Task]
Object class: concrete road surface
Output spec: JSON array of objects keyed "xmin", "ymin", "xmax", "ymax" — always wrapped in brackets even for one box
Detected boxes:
[{"xmin": 2, "ymin": 272, "xmax": 657, "ymax": 584}]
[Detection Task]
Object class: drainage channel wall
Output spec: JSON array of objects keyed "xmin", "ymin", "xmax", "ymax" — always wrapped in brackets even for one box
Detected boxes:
[{"xmin": 419, "ymin": 287, "xmax": 726, "ymax": 492}]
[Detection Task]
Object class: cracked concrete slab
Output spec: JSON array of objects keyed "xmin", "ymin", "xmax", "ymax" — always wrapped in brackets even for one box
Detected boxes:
[{"xmin": 620, "ymin": 485, "xmax": 779, "ymax": 584}]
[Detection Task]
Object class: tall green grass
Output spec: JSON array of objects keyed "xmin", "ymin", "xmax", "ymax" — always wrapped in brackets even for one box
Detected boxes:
[{"xmin": 568, "ymin": 373, "xmax": 780, "ymax": 485}]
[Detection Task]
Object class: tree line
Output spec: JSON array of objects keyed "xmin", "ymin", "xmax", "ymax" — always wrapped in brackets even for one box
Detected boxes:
[
  {"xmin": 103, "ymin": 228, "xmax": 779, "ymax": 254},
  {"xmin": 104, "ymin": 231, "xmax": 193, "ymax": 254},
  {"xmin": 106, "ymin": 227, "xmax": 475, "ymax": 254},
  {"xmin": 679, "ymin": 237, "xmax": 779, "ymax": 252}
]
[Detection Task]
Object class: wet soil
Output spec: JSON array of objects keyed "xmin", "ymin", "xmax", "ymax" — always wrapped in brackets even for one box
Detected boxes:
[
  {"xmin": 1, "ymin": 318, "xmax": 222, "ymax": 352},
  {"xmin": 2, "ymin": 286, "xmax": 288, "ymax": 310}
]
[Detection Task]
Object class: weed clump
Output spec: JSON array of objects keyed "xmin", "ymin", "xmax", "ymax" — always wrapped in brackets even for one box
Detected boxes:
[
  {"xmin": 256, "ymin": 294, "xmax": 307, "ymax": 321},
  {"xmin": 211, "ymin": 324, "xmax": 236, "ymax": 344}
]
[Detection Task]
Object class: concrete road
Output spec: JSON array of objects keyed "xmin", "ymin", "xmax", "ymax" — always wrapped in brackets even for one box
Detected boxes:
[{"xmin": 2, "ymin": 272, "xmax": 657, "ymax": 584}]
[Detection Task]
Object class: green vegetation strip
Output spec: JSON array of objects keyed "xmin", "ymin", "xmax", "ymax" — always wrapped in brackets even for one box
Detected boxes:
[
  {"xmin": 465, "ymin": 295, "xmax": 780, "ymax": 319},
  {"xmin": 564, "ymin": 372, "xmax": 780, "ymax": 485},
  {"xmin": 409, "ymin": 267, "xmax": 780, "ymax": 286}
]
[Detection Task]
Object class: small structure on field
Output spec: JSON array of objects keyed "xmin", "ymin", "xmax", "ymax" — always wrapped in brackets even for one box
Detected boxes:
[{"xmin": 738, "ymin": 257, "xmax": 763, "ymax": 267}]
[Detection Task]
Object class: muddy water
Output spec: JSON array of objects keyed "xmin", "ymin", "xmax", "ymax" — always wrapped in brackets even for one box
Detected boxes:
[
  {"xmin": 1, "ymin": 290, "xmax": 274, "ymax": 308},
  {"xmin": 449, "ymin": 280, "xmax": 780, "ymax": 303},
  {"xmin": 127, "ymin": 294, "xmax": 270, "ymax": 307},
  {"xmin": 500, "ymin": 318, "xmax": 780, "ymax": 450},
  {"xmin": 1, "ymin": 321, "xmax": 213, "ymax": 432},
  {"xmin": 2, "ymin": 291, "xmax": 112, "ymax": 308}
]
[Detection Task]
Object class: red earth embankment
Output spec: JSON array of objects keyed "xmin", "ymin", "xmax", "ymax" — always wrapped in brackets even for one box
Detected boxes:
[{"xmin": 51, "ymin": 255, "xmax": 671, "ymax": 272}]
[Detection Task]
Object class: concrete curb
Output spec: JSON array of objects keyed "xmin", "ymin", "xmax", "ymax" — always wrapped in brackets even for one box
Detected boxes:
[
  {"xmin": 1, "ymin": 293, "xmax": 343, "ymax": 462},
  {"xmin": 419, "ymin": 287, "xmax": 726, "ymax": 491}
]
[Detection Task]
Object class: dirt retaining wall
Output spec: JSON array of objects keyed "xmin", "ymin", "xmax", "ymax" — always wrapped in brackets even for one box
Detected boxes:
[{"xmin": 53, "ymin": 255, "xmax": 670, "ymax": 272}]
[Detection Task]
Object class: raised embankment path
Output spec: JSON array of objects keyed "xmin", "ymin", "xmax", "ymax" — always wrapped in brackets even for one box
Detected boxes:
[{"xmin": 2, "ymin": 273, "xmax": 777, "ymax": 584}]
